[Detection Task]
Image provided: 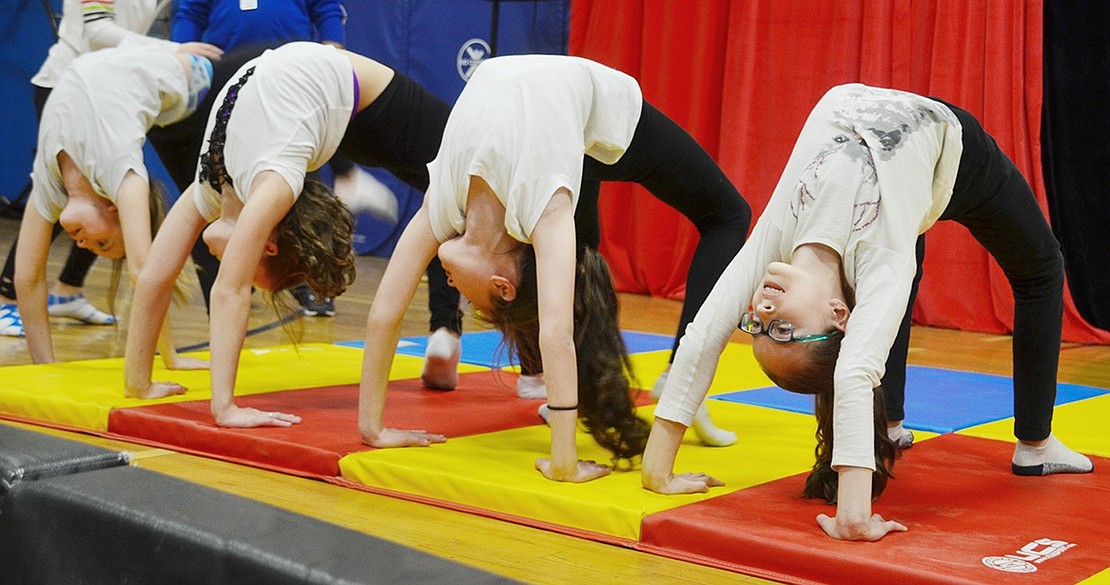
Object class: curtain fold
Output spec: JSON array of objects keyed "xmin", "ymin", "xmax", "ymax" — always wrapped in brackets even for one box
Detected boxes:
[{"xmin": 570, "ymin": 0, "xmax": 1109, "ymax": 344}]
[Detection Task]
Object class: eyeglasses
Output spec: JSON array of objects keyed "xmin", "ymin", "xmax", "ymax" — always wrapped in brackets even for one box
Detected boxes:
[{"xmin": 739, "ymin": 312, "xmax": 838, "ymax": 343}]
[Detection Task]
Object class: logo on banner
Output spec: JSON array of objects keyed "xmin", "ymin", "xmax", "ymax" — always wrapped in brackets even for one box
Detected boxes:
[
  {"xmin": 457, "ymin": 38, "xmax": 491, "ymax": 81},
  {"xmin": 982, "ymin": 538, "xmax": 1076, "ymax": 573}
]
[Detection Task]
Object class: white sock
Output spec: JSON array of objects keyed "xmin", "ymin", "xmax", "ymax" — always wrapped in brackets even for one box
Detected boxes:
[
  {"xmin": 691, "ymin": 400, "xmax": 737, "ymax": 447},
  {"xmin": 654, "ymin": 368, "xmax": 735, "ymax": 446},
  {"xmin": 1012, "ymin": 433, "xmax": 1093, "ymax": 475},
  {"xmin": 887, "ymin": 421, "xmax": 914, "ymax": 449},
  {"xmin": 421, "ymin": 328, "xmax": 460, "ymax": 391},
  {"xmin": 517, "ymin": 373, "xmax": 546, "ymax": 399},
  {"xmin": 537, "ymin": 403, "xmax": 550, "ymax": 425}
]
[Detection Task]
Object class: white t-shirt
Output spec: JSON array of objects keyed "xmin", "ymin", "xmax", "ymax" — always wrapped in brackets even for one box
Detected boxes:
[
  {"xmin": 192, "ymin": 42, "xmax": 354, "ymax": 221},
  {"xmin": 31, "ymin": 45, "xmax": 193, "ymax": 223},
  {"xmin": 425, "ymin": 54, "xmax": 643, "ymax": 244},
  {"xmin": 654, "ymin": 84, "xmax": 963, "ymax": 471},
  {"xmin": 31, "ymin": 0, "xmax": 178, "ymax": 89}
]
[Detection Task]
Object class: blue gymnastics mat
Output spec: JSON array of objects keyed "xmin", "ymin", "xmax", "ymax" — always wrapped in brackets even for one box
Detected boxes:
[
  {"xmin": 337, "ymin": 330, "xmax": 674, "ymax": 368},
  {"xmin": 714, "ymin": 365, "xmax": 1109, "ymax": 434}
]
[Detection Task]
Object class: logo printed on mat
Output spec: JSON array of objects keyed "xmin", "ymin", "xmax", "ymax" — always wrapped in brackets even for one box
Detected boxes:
[{"xmin": 982, "ymin": 538, "xmax": 1076, "ymax": 573}]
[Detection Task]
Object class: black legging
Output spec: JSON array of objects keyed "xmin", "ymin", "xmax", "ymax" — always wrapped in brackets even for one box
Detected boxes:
[
  {"xmin": 335, "ymin": 70, "xmax": 461, "ymax": 334},
  {"xmin": 0, "ymin": 85, "xmax": 98, "ymax": 300},
  {"xmin": 882, "ymin": 99, "xmax": 1064, "ymax": 442},
  {"xmin": 579, "ymin": 100, "xmax": 752, "ymax": 360}
]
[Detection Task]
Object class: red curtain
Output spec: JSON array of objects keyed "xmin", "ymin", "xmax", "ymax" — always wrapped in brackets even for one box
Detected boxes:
[{"xmin": 570, "ymin": 0, "xmax": 1110, "ymax": 344}]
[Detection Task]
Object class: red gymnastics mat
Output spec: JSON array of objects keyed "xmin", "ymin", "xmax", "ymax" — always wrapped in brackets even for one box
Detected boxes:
[
  {"xmin": 107, "ymin": 371, "xmax": 548, "ymax": 477},
  {"xmin": 638, "ymin": 433, "xmax": 1110, "ymax": 585}
]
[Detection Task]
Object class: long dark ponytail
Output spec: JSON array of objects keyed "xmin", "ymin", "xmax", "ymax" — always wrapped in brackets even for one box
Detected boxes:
[
  {"xmin": 486, "ymin": 246, "xmax": 650, "ymax": 465},
  {"xmin": 760, "ymin": 336, "xmax": 898, "ymax": 503}
]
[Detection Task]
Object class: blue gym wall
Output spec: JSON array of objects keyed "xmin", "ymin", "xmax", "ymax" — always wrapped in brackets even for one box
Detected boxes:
[
  {"xmin": 1, "ymin": 0, "xmax": 61, "ymax": 211},
  {"xmin": 0, "ymin": 0, "xmax": 570, "ymax": 255}
]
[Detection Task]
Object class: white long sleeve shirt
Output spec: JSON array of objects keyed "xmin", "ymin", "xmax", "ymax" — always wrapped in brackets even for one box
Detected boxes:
[{"xmin": 654, "ymin": 84, "xmax": 963, "ymax": 471}]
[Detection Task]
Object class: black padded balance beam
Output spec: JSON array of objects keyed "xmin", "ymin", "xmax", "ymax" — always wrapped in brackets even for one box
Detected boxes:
[
  {"xmin": 0, "ymin": 422, "xmax": 128, "ymax": 496},
  {"xmin": 0, "ymin": 465, "xmax": 518, "ymax": 584}
]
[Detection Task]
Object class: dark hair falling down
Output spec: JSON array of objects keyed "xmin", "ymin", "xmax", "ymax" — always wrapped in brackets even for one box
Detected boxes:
[
  {"xmin": 486, "ymin": 246, "xmax": 650, "ymax": 465},
  {"xmin": 760, "ymin": 336, "xmax": 899, "ymax": 503}
]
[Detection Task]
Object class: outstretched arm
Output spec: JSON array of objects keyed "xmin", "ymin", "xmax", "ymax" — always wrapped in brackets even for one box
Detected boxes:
[
  {"xmin": 530, "ymin": 189, "xmax": 608, "ymax": 483},
  {"xmin": 13, "ymin": 208, "xmax": 58, "ymax": 363},
  {"xmin": 817, "ymin": 467, "xmax": 906, "ymax": 541},
  {"xmin": 359, "ymin": 203, "xmax": 446, "ymax": 447},
  {"xmin": 207, "ymin": 171, "xmax": 300, "ymax": 427},
  {"xmin": 124, "ymin": 183, "xmax": 208, "ymax": 398},
  {"xmin": 641, "ymin": 219, "xmax": 775, "ymax": 493}
]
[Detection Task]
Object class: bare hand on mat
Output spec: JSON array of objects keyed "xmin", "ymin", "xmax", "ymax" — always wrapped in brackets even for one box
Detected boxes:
[
  {"xmin": 535, "ymin": 458, "xmax": 611, "ymax": 482},
  {"xmin": 817, "ymin": 513, "xmax": 907, "ymax": 541}
]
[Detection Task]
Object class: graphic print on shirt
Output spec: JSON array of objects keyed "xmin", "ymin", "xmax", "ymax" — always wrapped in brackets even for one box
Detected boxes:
[
  {"xmin": 832, "ymin": 87, "xmax": 949, "ymax": 162},
  {"xmin": 792, "ymin": 130, "xmax": 881, "ymax": 232}
]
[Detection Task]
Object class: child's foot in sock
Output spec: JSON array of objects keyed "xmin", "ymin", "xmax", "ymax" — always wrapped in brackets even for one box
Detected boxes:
[
  {"xmin": 691, "ymin": 400, "xmax": 736, "ymax": 447},
  {"xmin": 1012, "ymin": 433, "xmax": 1093, "ymax": 476},
  {"xmin": 421, "ymin": 328, "xmax": 460, "ymax": 391},
  {"xmin": 517, "ymin": 373, "xmax": 546, "ymax": 399},
  {"xmin": 655, "ymin": 369, "xmax": 735, "ymax": 446},
  {"xmin": 887, "ymin": 422, "xmax": 914, "ymax": 450},
  {"xmin": 537, "ymin": 403, "xmax": 550, "ymax": 425},
  {"xmin": 47, "ymin": 293, "xmax": 115, "ymax": 324}
]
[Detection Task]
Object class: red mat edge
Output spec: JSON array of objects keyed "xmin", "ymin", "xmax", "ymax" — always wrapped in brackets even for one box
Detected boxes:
[
  {"xmin": 0, "ymin": 413, "xmax": 339, "ymax": 481},
  {"xmin": 0, "ymin": 413, "xmax": 833, "ymax": 583}
]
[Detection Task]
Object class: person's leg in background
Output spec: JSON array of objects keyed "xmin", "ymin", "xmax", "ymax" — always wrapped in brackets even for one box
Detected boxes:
[
  {"xmin": 938, "ymin": 99, "xmax": 1089, "ymax": 476},
  {"xmin": 330, "ymin": 152, "xmax": 399, "ymax": 224},
  {"xmin": 880, "ymin": 235, "xmax": 925, "ymax": 450},
  {"xmin": 334, "ymin": 69, "xmax": 462, "ymax": 389},
  {"xmin": 582, "ymin": 101, "xmax": 752, "ymax": 445}
]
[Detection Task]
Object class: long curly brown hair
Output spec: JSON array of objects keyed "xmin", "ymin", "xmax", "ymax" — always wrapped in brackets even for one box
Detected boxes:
[
  {"xmin": 759, "ymin": 335, "xmax": 899, "ymax": 503},
  {"xmin": 260, "ymin": 178, "xmax": 356, "ymax": 298},
  {"xmin": 483, "ymin": 246, "xmax": 650, "ymax": 465}
]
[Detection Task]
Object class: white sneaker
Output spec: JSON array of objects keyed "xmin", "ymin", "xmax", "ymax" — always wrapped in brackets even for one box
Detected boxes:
[
  {"xmin": 421, "ymin": 328, "xmax": 460, "ymax": 391},
  {"xmin": 516, "ymin": 373, "xmax": 546, "ymax": 399},
  {"xmin": 334, "ymin": 167, "xmax": 398, "ymax": 224},
  {"xmin": 0, "ymin": 304, "xmax": 24, "ymax": 337},
  {"xmin": 47, "ymin": 293, "xmax": 116, "ymax": 324}
]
